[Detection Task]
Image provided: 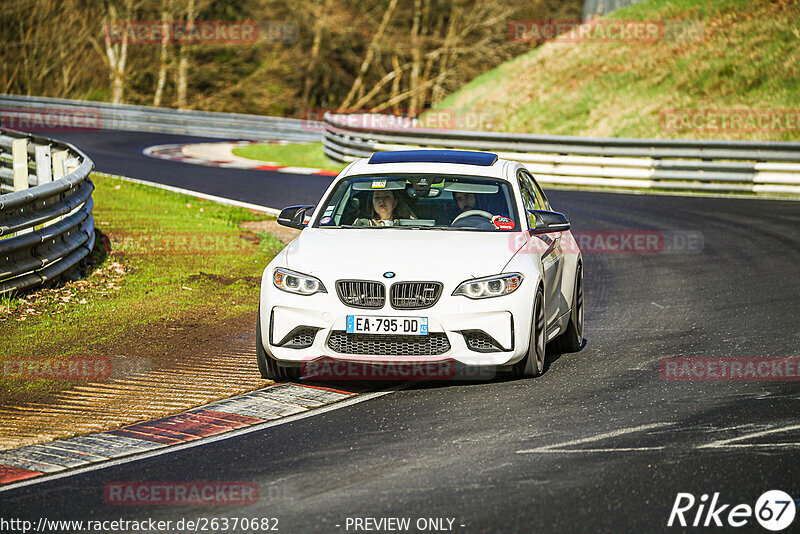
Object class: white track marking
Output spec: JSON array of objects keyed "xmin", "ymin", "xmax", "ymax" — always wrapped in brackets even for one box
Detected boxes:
[
  {"xmin": 93, "ymin": 172, "xmax": 281, "ymax": 215},
  {"xmin": 516, "ymin": 422, "xmax": 673, "ymax": 454},
  {"xmin": 698, "ymin": 423, "xmax": 800, "ymax": 449},
  {"xmin": 0, "ymin": 387, "xmax": 400, "ymax": 494},
  {"xmin": 531, "ymin": 446, "xmax": 666, "ymax": 454}
]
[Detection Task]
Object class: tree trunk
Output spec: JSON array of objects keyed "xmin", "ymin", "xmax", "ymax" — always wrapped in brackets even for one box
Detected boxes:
[
  {"xmin": 153, "ymin": 1, "xmax": 171, "ymax": 107},
  {"xmin": 177, "ymin": 0, "xmax": 196, "ymax": 109},
  {"xmin": 302, "ymin": 14, "xmax": 324, "ymax": 106},
  {"xmin": 408, "ymin": 0, "xmax": 423, "ymax": 116},
  {"xmin": 103, "ymin": 1, "xmax": 131, "ymax": 104}
]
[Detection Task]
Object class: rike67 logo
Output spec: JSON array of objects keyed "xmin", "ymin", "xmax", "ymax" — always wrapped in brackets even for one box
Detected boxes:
[{"xmin": 668, "ymin": 490, "xmax": 796, "ymax": 531}]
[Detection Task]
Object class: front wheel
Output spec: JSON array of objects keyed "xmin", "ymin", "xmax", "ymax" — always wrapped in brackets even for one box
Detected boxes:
[
  {"xmin": 511, "ymin": 287, "xmax": 546, "ymax": 378},
  {"xmin": 552, "ymin": 264, "xmax": 584, "ymax": 353}
]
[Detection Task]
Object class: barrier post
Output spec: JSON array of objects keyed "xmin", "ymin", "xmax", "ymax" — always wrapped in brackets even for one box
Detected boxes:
[
  {"xmin": 12, "ymin": 137, "xmax": 28, "ymax": 191},
  {"xmin": 52, "ymin": 149, "xmax": 68, "ymax": 180},
  {"xmin": 35, "ymin": 144, "xmax": 52, "ymax": 185}
]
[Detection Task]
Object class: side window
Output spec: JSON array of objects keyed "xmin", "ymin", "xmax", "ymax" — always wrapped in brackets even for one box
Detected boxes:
[
  {"xmin": 517, "ymin": 170, "xmax": 537, "ymax": 211},
  {"xmin": 517, "ymin": 170, "xmax": 538, "ymax": 230},
  {"xmin": 532, "ymin": 179, "xmax": 550, "ymax": 210}
]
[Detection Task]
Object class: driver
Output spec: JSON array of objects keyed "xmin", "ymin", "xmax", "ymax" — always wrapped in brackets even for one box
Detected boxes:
[{"xmin": 453, "ymin": 191, "xmax": 477, "ymax": 213}]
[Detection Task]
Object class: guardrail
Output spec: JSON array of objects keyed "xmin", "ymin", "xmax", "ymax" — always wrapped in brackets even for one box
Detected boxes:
[
  {"xmin": 0, "ymin": 94, "xmax": 321, "ymax": 143},
  {"xmin": 323, "ymin": 113, "xmax": 800, "ymax": 196},
  {"xmin": 0, "ymin": 129, "xmax": 95, "ymax": 295}
]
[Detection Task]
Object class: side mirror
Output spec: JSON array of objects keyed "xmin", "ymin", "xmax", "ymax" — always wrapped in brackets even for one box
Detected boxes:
[
  {"xmin": 528, "ymin": 209, "xmax": 570, "ymax": 234},
  {"xmin": 277, "ymin": 205, "xmax": 315, "ymax": 230}
]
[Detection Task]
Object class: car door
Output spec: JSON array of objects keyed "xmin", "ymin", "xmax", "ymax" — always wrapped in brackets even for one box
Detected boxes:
[{"xmin": 518, "ymin": 170, "xmax": 564, "ymax": 328}]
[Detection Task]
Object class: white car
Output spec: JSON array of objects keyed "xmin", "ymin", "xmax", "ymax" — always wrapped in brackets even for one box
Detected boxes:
[{"xmin": 257, "ymin": 150, "xmax": 583, "ymax": 380}]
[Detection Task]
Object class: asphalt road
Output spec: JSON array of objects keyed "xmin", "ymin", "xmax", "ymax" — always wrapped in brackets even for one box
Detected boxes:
[
  {"xmin": 3, "ymin": 131, "xmax": 800, "ymax": 532},
  {"xmin": 44, "ymin": 130, "xmax": 335, "ymax": 208}
]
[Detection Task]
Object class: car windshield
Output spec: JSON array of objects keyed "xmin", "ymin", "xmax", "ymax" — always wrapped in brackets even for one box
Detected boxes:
[{"xmin": 313, "ymin": 174, "xmax": 520, "ymax": 231}]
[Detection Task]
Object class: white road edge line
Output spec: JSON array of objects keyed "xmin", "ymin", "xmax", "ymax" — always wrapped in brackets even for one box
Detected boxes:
[
  {"xmin": 0, "ymin": 386, "xmax": 402, "ymax": 494},
  {"xmin": 530, "ymin": 447, "xmax": 666, "ymax": 453},
  {"xmin": 516, "ymin": 422, "xmax": 673, "ymax": 454},
  {"xmin": 697, "ymin": 423, "xmax": 800, "ymax": 449},
  {"xmin": 92, "ymin": 171, "xmax": 282, "ymax": 216}
]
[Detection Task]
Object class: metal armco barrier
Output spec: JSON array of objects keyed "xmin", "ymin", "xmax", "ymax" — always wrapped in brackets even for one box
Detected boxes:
[
  {"xmin": 0, "ymin": 94, "xmax": 321, "ymax": 143},
  {"xmin": 0, "ymin": 129, "xmax": 95, "ymax": 295},
  {"xmin": 322, "ymin": 113, "xmax": 800, "ymax": 196}
]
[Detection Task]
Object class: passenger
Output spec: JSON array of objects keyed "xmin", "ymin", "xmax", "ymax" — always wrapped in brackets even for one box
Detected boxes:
[{"xmin": 353, "ymin": 190, "xmax": 415, "ymax": 227}]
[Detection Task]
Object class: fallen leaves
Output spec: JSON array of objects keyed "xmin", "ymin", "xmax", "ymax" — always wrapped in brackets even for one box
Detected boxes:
[{"xmin": 1, "ymin": 261, "xmax": 129, "ymax": 323}]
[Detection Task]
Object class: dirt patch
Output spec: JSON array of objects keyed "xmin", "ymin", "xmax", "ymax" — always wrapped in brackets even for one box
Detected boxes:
[
  {"xmin": 0, "ymin": 307, "xmax": 270, "ymax": 451},
  {"xmin": 188, "ymin": 271, "xmax": 260, "ymax": 287},
  {"xmin": 241, "ymin": 219, "xmax": 300, "ymax": 244}
]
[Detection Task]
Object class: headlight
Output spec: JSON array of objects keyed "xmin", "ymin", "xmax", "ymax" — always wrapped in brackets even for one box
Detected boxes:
[
  {"xmin": 273, "ymin": 268, "xmax": 327, "ymax": 296},
  {"xmin": 453, "ymin": 273, "xmax": 523, "ymax": 299}
]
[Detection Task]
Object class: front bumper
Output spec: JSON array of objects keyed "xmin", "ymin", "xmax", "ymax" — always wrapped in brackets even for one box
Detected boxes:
[{"xmin": 259, "ymin": 278, "xmax": 535, "ymax": 368}]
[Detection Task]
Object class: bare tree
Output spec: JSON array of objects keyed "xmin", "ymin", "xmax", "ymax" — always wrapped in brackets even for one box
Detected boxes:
[
  {"xmin": 176, "ymin": 0, "xmax": 195, "ymax": 108},
  {"xmin": 339, "ymin": 0, "xmax": 399, "ymax": 111},
  {"xmin": 153, "ymin": 0, "xmax": 172, "ymax": 106}
]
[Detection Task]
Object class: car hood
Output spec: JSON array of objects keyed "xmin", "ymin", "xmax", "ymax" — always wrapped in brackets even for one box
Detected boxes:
[{"xmin": 283, "ymin": 228, "xmax": 523, "ymax": 281}]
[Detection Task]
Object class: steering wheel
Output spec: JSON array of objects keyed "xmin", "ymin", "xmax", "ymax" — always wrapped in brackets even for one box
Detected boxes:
[{"xmin": 452, "ymin": 210, "xmax": 493, "ymax": 224}]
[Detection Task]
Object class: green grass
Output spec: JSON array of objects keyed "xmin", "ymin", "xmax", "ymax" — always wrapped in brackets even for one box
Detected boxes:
[
  {"xmin": 1, "ymin": 174, "xmax": 284, "ymax": 404},
  {"xmin": 232, "ymin": 142, "xmax": 347, "ymax": 172},
  {"xmin": 433, "ymin": 0, "xmax": 800, "ymax": 141}
]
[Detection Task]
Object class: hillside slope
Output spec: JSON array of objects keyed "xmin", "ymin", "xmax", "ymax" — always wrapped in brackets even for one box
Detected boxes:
[{"xmin": 436, "ymin": 0, "xmax": 800, "ymax": 140}]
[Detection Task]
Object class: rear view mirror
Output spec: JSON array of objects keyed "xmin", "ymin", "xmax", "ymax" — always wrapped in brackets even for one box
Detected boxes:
[
  {"xmin": 278, "ymin": 205, "xmax": 315, "ymax": 230},
  {"xmin": 528, "ymin": 209, "xmax": 570, "ymax": 234}
]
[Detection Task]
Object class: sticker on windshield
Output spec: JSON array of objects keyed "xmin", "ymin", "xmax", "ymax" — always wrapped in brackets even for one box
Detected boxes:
[
  {"xmin": 371, "ymin": 180, "xmax": 387, "ymax": 189},
  {"xmin": 491, "ymin": 215, "xmax": 515, "ymax": 230},
  {"xmin": 320, "ymin": 216, "xmax": 332, "ymax": 224},
  {"xmin": 323, "ymin": 205, "xmax": 335, "ymax": 216}
]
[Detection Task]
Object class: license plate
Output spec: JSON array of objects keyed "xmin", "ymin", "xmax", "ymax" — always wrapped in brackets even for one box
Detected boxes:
[{"xmin": 346, "ymin": 316, "xmax": 428, "ymax": 335}]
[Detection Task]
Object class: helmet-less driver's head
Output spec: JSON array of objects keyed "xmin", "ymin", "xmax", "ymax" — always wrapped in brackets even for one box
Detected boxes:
[{"xmin": 453, "ymin": 191, "xmax": 477, "ymax": 212}]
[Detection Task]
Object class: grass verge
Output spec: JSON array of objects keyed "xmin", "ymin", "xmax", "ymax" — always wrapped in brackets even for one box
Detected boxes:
[
  {"xmin": 0, "ymin": 173, "xmax": 284, "ymax": 405},
  {"xmin": 232, "ymin": 142, "xmax": 347, "ymax": 173},
  {"xmin": 434, "ymin": 0, "xmax": 800, "ymax": 141}
]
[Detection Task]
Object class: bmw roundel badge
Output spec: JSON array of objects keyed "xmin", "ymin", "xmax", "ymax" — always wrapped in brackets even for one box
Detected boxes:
[{"xmin": 383, "ymin": 272, "xmax": 396, "ymax": 279}]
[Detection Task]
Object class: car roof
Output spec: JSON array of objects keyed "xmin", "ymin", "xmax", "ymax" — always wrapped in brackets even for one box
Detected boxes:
[{"xmin": 342, "ymin": 150, "xmax": 515, "ymax": 180}]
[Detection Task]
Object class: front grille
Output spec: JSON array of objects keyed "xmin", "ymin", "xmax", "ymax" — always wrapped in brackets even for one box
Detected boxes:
[
  {"xmin": 390, "ymin": 282, "xmax": 443, "ymax": 310},
  {"xmin": 463, "ymin": 331, "xmax": 504, "ymax": 353},
  {"xmin": 327, "ymin": 331, "xmax": 451, "ymax": 356},
  {"xmin": 336, "ymin": 280, "xmax": 385, "ymax": 309},
  {"xmin": 283, "ymin": 328, "xmax": 318, "ymax": 349}
]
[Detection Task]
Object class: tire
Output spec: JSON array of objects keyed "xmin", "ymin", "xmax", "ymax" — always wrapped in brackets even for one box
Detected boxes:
[
  {"xmin": 511, "ymin": 287, "xmax": 546, "ymax": 378},
  {"xmin": 256, "ymin": 307, "xmax": 301, "ymax": 381},
  {"xmin": 552, "ymin": 264, "xmax": 584, "ymax": 354}
]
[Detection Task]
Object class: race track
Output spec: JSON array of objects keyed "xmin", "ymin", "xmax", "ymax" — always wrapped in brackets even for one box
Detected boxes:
[
  {"xmin": 48, "ymin": 130, "xmax": 336, "ymax": 208},
  {"xmin": 3, "ymin": 130, "xmax": 799, "ymax": 532}
]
